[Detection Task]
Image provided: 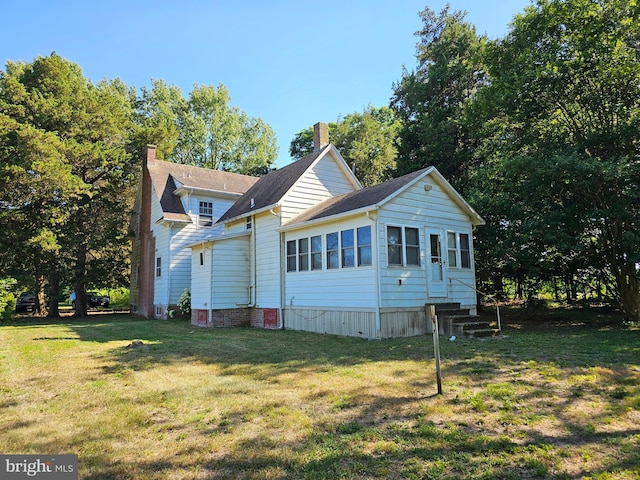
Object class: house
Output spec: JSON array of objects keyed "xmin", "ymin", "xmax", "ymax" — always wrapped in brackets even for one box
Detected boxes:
[
  {"xmin": 128, "ymin": 145, "xmax": 258, "ymax": 318},
  {"xmin": 187, "ymin": 123, "xmax": 485, "ymax": 339}
]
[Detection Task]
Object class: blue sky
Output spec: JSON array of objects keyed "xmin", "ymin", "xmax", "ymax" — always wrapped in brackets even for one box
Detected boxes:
[{"xmin": 1, "ymin": 0, "xmax": 531, "ymax": 167}]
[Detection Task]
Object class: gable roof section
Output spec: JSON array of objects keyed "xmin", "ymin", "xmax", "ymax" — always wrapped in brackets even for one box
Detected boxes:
[
  {"xmin": 285, "ymin": 166, "xmax": 485, "ymax": 227},
  {"xmin": 148, "ymin": 159, "xmax": 259, "ymax": 223},
  {"xmin": 217, "ymin": 145, "xmax": 347, "ymax": 224}
]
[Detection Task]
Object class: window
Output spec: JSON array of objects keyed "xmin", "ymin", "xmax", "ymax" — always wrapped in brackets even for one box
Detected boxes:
[
  {"xmin": 311, "ymin": 235, "xmax": 322, "ymax": 270},
  {"xmin": 387, "ymin": 226, "xmax": 421, "ymax": 267},
  {"xmin": 447, "ymin": 232, "xmax": 458, "ymax": 267},
  {"xmin": 387, "ymin": 226, "xmax": 403, "ymax": 265},
  {"xmin": 286, "ymin": 240, "xmax": 297, "ymax": 272},
  {"xmin": 199, "ymin": 201, "xmax": 213, "ymax": 227},
  {"xmin": 447, "ymin": 232, "xmax": 472, "ymax": 269},
  {"xmin": 156, "ymin": 257, "xmax": 162, "ymax": 277},
  {"xmin": 298, "ymin": 238, "xmax": 309, "ymax": 271},
  {"xmin": 357, "ymin": 226, "xmax": 372, "ymax": 266},
  {"xmin": 287, "ymin": 227, "xmax": 372, "ymax": 272},
  {"xmin": 199, "ymin": 251, "xmax": 205, "ymax": 267},
  {"xmin": 405, "ymin": 228, "xmax": 420, "ymax": 266},
  {"xmin": 341, "ymin": 229, "xmax": 355, "ymax": 268},
  {"xmin": 460, "ymin": 233, "xmax": 471, "ymax": 268},
  {"xmin": 326, "ymin": 232, "xmax": 339, "ymax": 269},
  {"xmin": 246, "ymin": 216, "xmax": 252, "ymax": 230}
]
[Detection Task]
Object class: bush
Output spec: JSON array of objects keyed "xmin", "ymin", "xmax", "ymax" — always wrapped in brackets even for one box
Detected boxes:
[
  {"xmin": 0, "ymin": 277, "xmax": 18, "ymax": 322},
  {"xmin": 178, "ymin": 289, "xmax": 191, "ymax": 317}
]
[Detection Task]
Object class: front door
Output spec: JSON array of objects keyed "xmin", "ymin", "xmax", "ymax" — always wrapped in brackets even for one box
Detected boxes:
[{"xmin": 427, "ymin": 228, "xmax": 447, "ymax": 298}]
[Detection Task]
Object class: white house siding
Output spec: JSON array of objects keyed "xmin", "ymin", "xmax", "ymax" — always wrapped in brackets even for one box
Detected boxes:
[
  {"xmin": 280, "ymin": 153, "xmax": 356, "ymax": 222},
  {"xmin": 151, "ymin": 189, "xmax": 243, "ymax": 317},
  {"xmin": 254, "ymin": 211, "xmax": 282, "ymax": 308},
  {"xmin": 190, "ymin": 243, "xmax": 212, "ymax": 313},
  {"xmin": 283, "ymin": 216, "xmax": 378, "ymax": 338},
  {"xmin": 211, "ymin": 236, "xmax": 251, "ymax": 309},
  {"xmin": 378, "ymin": 176, "xmax": 478, "ymax": 313}
]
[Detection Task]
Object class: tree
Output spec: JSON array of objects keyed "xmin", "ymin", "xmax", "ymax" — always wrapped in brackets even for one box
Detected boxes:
[
  {"xmin": 133, "ymin": 79, "xmax": 182, "ymax": 160},
  {"xmin": 0, "ymin": 53, "xmax": 136, "ymax": 317},
  {"xmin": 139, "ymin": 83, "xmax": 278, "ymax": 174},
  {"xmin": 474, "ymin": 0, "xmax": 640, "ymax": 320},
  {"xmin": 391, "ymin": 5, "xmax": 486, "ymax": 189},
  {"xmin": 288, "ymin": 106, "xmax": 400, "ymax": 187}
]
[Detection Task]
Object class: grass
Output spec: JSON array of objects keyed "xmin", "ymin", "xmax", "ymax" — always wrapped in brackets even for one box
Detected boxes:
[{"xmin": 0, "ymin": 310, "xmax": 639, "ymax": 479}]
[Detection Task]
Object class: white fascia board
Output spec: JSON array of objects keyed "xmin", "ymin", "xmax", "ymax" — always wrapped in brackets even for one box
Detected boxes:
[
  {"xmin": 173, "ymin": 186, "xmax": 243, "ymax": 200},
  {"xmin": 217, "ymin": 203, "xmax": 280, "ymax": 226},
  {"xmin": 185, "ymin": 230, "xmax": 251, "ymax": 249},
  {"xmin": 278, "ymin": 206, "xmax": 379, "ymax": 233}
]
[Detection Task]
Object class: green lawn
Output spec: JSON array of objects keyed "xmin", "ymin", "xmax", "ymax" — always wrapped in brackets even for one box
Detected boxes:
[{"xmin": 1, "ymin": 311, "xmax": 638, "ymax": 479}]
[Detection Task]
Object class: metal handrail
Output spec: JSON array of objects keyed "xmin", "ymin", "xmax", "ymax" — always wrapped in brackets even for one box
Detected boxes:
[{"xmin": 450, "ymin": 278, "xmax": 501, "ymax": 333}]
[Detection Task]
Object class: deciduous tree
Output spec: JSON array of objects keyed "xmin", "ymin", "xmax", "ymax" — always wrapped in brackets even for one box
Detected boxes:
[
  {"xmin": 475, "ymin": 0, "xmax": 640, "ymax": 320},
  {"xmin": 289, "ymin": 106, "xmax": 400, "ymax": 187}
]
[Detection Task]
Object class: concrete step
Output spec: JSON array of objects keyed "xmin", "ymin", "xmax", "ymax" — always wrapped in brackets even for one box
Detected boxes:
[
  {"xmin": 462, "ymin": 328, "xmax": 502, "ymax": 339},
  {"xmin": 439, "ymin": 312, "xmax": 500, "ymax": 339}
]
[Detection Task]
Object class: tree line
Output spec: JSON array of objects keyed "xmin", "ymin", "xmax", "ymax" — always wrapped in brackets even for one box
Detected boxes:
[
  {"xmin": 1, "ymin": 0, "xmax": 638, "ymax": 322},
  {"xmin": 291, "ymin": 0, "xmax": 639, "ymax": 322},
  {"xmin": 0, "ymin": 55, "xmax": 277, "ymax": 316}
]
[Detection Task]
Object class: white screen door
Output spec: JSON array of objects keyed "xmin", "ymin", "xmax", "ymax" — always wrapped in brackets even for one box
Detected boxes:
[{"xmin": 427, "ymin": 228, "xmax": 447, "ymax": 297}]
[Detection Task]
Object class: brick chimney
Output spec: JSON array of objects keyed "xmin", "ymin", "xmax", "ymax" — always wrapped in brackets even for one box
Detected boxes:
[
  {"xmin": 144, "ymin": 144, "xmax": 157, "ymax": 167},
  {"xmin": 313, "ymin": 122, "xmax": 329, "ymax": 152}
]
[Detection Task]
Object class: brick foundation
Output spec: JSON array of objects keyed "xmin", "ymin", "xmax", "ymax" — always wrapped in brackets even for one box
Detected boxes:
[{"xmin": 191, "ymin": 307, "xmax": 281, "ymax": 330}]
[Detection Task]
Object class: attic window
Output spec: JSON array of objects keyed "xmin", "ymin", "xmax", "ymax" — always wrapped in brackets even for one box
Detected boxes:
[{"xmin": 199, "ymin": 201, "xmax": 213, "ymax": 228}]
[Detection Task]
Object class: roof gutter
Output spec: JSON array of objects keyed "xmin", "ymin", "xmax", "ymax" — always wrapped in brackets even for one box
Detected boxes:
[
  {"xmin": 184, "ymin": 230, "xmax": 251, "ymax": 249},
  {"xmin": 217, "ymin": 203, "xmax": 280, "ymax": 226},
  {"xmin": 277, "ymin": 205, "xmax": 380, "ymax": 233}
]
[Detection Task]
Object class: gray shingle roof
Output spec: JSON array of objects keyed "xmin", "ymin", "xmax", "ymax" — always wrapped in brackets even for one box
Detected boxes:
[
  {"xmin": 148, "ymin": 159, "xmax": 259, "ymax": 222},
  {"xmin": 216, "ymin": 147, "xmax": 328, "ymax": 224}
]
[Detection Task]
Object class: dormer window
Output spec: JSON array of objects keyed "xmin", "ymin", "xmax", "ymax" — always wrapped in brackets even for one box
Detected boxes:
[{"xmin": 199, "ymin": 201, "xmax": 213, "ymax": 227}]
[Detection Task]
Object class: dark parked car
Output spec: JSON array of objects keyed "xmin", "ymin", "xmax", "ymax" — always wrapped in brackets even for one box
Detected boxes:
[
  {"xmin": 15, "ymin": 292, "xmax": 36, "ymax": 312},
  {"xmin": 70, "ymin": 291, "xmax": 110, "ymax": 308},
  {"xmin": 88, "ymin": 292, "xmax": 110, "ymax": 308}
]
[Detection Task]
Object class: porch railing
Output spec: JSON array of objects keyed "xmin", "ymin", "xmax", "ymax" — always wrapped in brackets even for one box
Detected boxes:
[{"xmin": 450, "ymin": 278, "xmax": 502, "ymax": 333}]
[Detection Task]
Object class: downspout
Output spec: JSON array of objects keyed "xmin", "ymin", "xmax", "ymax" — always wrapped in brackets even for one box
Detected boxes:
[
  {"xmin": 167, "ymin": 222, "xmax": 173, "ymax": 318},
  {"xmin": 279, "ymin": 230, "xmax": 285, "ymax": 329},
  {"xmin": 248, "ymin": 215, "xmax": 256, "ymax": 307},
  {"xmin": 208, "ymin": 241, "xmax": 213, "ymax": 325},
  {"xmin": 367, "ymin": 211, "xmax": 382, "ymax": 335},
  {"xmin": 270, "ymin": 206, "xmax": 284, "ymax": 329}
]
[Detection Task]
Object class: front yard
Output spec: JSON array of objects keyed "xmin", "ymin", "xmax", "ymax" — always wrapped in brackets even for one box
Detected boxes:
[{"xmin": 0, "ymin": 311, "xmax": 638, "ymax": 479}]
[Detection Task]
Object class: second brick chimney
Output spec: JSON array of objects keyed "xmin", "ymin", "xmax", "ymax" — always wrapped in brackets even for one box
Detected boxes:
[{"xmin": 313, "ymin": 122, "xmax": 329, "ymax": 152}]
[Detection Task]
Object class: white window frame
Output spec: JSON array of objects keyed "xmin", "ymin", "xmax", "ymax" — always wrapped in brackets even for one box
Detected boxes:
[
  {"xmin": 446, "ymin": 231, "xmax": 473, "ymax": 270},
  {"xmin": 386, "ymin": 225, "xmax": 421, "ymax": 267},
  {"xmin": 198, "ymin": 201, "xmax": 213, "ymax": 228},
  {"xmin": 357, "ymin": 226, "xmax": 372, "ymax": 267},
  {"xmin": 311, "ymin": 235, "xmax": 322, "ymax": 270}
]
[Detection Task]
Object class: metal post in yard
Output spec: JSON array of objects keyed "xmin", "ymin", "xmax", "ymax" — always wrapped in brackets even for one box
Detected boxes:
[{"xmin": 428, "ymin": 304, "xmax": 443, "ymax": 395}]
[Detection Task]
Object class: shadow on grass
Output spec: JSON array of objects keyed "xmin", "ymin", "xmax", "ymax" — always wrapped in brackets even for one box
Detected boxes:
[{"xmin": 6, "ymin": 311, "xmax": 639, "ymax": 479}]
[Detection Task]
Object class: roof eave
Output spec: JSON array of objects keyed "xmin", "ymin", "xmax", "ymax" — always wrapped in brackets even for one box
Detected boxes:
[
  {"xmin": 279, "ymin": 205, "xmax": 379, "ymax": 232},
  {"xmin": 185, "ymin": 230, "xmax": 251, "ymax": 249},
  {"xmin": 217, "ymin": 203, "xmax": 280, "ymax": 225},
  {"xmin": 173, "ymin": 186, "xmax": 244, "ymax": 199}
]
